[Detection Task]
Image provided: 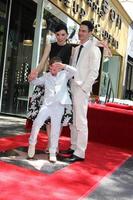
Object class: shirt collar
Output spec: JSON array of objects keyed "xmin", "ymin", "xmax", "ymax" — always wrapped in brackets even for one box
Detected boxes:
[{"xmin": 80, "ymin": 39, "xmax": 92, "ymax": 48}]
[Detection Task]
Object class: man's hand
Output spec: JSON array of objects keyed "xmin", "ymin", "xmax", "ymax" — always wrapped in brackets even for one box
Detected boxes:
[{"xmin": 28, "ymin": 69, "xmax": 38, "ymax": 82}]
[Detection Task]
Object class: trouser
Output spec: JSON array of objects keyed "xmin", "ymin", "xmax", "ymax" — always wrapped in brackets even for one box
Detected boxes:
[
  {"xmin": 70, "ymin": 83, "xmax": 89, "ymax": 158},
  {"xmin": 29, "ymin": 102, "xmax": 64, "ymax": 154}
]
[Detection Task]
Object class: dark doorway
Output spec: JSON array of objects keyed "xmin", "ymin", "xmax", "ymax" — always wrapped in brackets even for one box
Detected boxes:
[
  {"xmin": 1, "ymin": 0, "xmax": 37, "ymax": 116},
  {"xmin": 125, "ymin": 56, "xmax": 133, "ymax": 100}
]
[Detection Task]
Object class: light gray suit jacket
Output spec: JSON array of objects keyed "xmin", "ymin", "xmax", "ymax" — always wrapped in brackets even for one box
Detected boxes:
[
  {"xmin": 72, "ymin": 39, "xmax": 101, "ymax": 95},
  {"xmin": 31, "ymin": 65, "xmax": 76, "ymax": 106}
]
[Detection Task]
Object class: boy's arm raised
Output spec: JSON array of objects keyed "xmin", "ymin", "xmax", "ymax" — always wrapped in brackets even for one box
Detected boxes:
[
  {"xmin": 30, "ymin": 73, "xmax": 46, "ymax": 86},
  {"xmin": 52, "ymin": 62, "xmax": 77, "ymax": 79}
]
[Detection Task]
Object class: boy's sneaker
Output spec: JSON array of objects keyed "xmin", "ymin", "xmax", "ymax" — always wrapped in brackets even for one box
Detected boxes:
[
  {"xmin": 28, "ymin": 144, "xmax": 35, "ymax": 158},
  {"xmin": 49, "ymin": 153, "xmax": 57, "ymax": 163}
]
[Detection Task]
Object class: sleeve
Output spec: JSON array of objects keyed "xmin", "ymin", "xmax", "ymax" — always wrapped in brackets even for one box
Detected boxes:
[
  {"xmin": 30, "ymin": 74, "xmax": 46, "ymax": 86},
  {"xmin": 81, "ymin": 47, "xmax": 101, "ymax": 93},
  {"xmin": 65, "ymin": 65, "xmax": 77, "ymax": 80}
]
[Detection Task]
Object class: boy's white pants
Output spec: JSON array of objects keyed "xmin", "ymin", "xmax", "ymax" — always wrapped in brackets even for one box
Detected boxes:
[{"xmin": 29, "ymin": 103, "xmax": 64, "ymax": 154}]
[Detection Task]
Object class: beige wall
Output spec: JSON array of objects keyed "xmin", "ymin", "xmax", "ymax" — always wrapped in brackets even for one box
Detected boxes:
[
  {"xmin": 49, "ymin": 0, "xmax": 132, "ymax": 98},
  {"xmin": 49, "ymin": 0, "xmax": 131, "ymax": 56}
]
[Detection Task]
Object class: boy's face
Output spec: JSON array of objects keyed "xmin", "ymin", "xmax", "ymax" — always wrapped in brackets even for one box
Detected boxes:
[{"xmin": 49, "ymin": 63, "xmax": 60, "ymax": 76}]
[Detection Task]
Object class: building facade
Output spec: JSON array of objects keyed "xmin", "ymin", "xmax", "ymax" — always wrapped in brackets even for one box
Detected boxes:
[{"xmin": 0, "ymin": 0, "xmax": 132, "ymax": 117}]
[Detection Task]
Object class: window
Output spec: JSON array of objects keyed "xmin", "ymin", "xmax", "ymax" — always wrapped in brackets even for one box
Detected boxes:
[{"xmin": 1, "ymin": 0, "xmax": 37, "ymax": 115}]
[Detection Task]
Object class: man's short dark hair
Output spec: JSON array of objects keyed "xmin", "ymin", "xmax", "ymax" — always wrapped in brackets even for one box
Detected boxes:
[
  {"xmin": 81, "ymin": 21, "xmax": 94, "ymax": 32},
  {"xmin": 55, "ymin": 23, "xmax": 68, "ymax": 34},
  {"xmin": 49, "ymin": 56, "xmax": 62, "ymax": 65}
]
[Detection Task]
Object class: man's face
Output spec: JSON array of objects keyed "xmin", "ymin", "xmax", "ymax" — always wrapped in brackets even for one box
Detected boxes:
[
  {"xmin": 49, "ymin": 63, "xmax": 60, "ymax": 76},
  {"xmin": 78, "ymin": 25, "xmax": 92, "ymax": 42}
]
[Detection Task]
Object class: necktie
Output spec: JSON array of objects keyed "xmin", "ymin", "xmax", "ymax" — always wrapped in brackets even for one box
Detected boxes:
[{"xmin": 76, "ymin": 45, "xmax": 83, "ymax": 64}]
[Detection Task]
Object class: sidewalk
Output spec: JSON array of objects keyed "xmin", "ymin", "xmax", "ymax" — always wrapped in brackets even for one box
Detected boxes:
[{"xmin": 0, "ymin": 114, "xmax": 26, "ymax": 137}]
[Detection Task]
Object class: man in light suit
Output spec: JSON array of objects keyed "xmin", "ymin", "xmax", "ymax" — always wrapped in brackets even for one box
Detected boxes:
[
  {"xmin": 60, "ymin": 21, "xmax": 101, "ymax": 162},
  {"xmin": 28, "ymin": 57, "xmax": 76, "ymax": 162}
]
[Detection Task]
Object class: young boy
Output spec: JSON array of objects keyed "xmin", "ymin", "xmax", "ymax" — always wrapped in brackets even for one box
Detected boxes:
[{"xmin": 28, "ymin": 57, "xmax": 76, "ymax": 162}]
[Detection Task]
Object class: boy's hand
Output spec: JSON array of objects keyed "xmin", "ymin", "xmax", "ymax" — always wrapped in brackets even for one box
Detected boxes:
[
  {"xmin": 52, "ymin": 62, "xmax": 66, "ymax": 70},
  {"xmin": 28, "ymin": 69, "xmax": 38, "ymax": 81}
]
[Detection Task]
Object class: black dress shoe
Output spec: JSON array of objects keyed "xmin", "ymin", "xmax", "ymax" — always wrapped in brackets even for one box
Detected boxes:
[
  {"xmin": 59, "ymin": 148, "xmax": 74, "ymax": 155},
  {"xmin": 27, "ymin": 156, "xmax": 35, "ymax": 160},
  {"xmin": 58, "ymin": 154, "xmax": 84, "ymax": 163}
]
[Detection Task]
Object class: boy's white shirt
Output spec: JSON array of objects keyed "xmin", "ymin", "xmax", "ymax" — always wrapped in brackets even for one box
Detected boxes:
[{"xmin": 31, "ymin": 65, "xmax": 76, "ymax": 106}]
